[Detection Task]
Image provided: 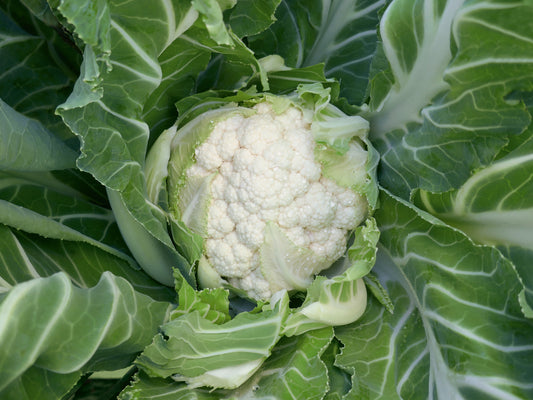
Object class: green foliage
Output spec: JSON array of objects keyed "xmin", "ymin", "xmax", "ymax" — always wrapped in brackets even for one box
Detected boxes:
[{"xmin": 1, "ymin": 0, "xmax": 532, "ymax": 398}]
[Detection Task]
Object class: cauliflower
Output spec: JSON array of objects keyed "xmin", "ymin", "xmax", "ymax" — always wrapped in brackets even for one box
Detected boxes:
[
  {"xmin": 143, "ymin": 85, "xmax": 375, "ymax": 302},
  {"xmin": 179, "ymin": 101, "xmax": 369, "ymax": 300}
]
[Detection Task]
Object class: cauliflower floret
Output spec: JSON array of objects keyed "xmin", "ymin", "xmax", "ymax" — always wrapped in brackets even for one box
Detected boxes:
[
  {"xmin": 217, "ymin": 128, "xmax": 240, "ymax": 162},
  {"xmin": 227, "ymin": 202, "xmax": 249, "ymax": 223},
  {"xmin": 333, "ymin": 192, "xmax": 368, "ymax": 229},
  {"xmin": 210, "ymin": 174, "xmax": 226, "ymax": 200},
  {"xmin": 229, "ymin": 268, "xmax": 271, "ymax": 300},
  {"xmin": 185, "ymin": 102, "xmax": 368, "ymax": 300},
  {"xmin": 248, "ymin": 174, "xmax": 283, "ymax": 203},
  {"xmin": 195, "ymin": 141, "xmax": 223, "ymax": 171},
  {"xmin": 186, "ymin": 163, "xmax": 209, "ymax": 178},
  {"xmin": 205, "ymin": 232, "xmax": 253, "ymax": 278},
  {"xmin": 223, "ymin": 183, "xmax": 239, "ymax": 203},
  {"xmin": 233, "ymin": 148, "xmax": 255, "ymax": 170},
  {"xmin": 236, "ymin": 214, "xmax": 265, "ymax": 249},
  {"xmin": 205, "ymin": 238, "xmax": 235, "ymax": 276},
  {"xmin": 278, "ymin": 205, "xmax": 300, "ymax": 228},
  {"xmin": 253, "ymin": 101, "xmax": 273, "ymax": 115},
  {"xmin": 219, "ymin": 162, "xmax": 233, "ymax": 178},
  {"xmin": 263, "ymin": 140, "xmax": 292, "ymax": 170},
  {"xmin": 292, "ymin": 181, "xmax": 337, "ymax": 229},
  {"xmin": 285, "ymin": 226, "xmax": 309, "ymax": 248},
  {"xmin": 276, "ymin": 106, "xmax": 309, "ymax": 130},
  {"xmin": 287, "ymin": 172, "xmax": 309, "ymax": 198},
  {"xmin": 308, "ymin": 227, "xmax": 347, "ymax": 261},
  {"xmin": 239, "ymin": 114, "xmax": 282, "ymax": 155},
  {"xmin": 207, "ymin": 199, "xmax": 235, "ymax": 238}
]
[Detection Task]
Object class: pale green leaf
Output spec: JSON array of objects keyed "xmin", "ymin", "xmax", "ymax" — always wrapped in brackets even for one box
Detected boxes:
[
  {"xmin": 136, "ymin": 297, "xmax": 288, "ymax": 389},
  {"xmin": 0, "ymin": 171, "xmax": 134, "ymax": 266},
  {"xmin": 0, "ymin": 272, "xmax": 171, "ymax": 397},
  {"xmin": 170, "ymin": 272, "xmax": 230, "ymax": 324},
  {"xmin": 119, "ymin": 372, "xmax": 220, "ymax": 400},
  {"xmin": 230, "ymin": 328, "xmax": 334, "ymax": 399}
]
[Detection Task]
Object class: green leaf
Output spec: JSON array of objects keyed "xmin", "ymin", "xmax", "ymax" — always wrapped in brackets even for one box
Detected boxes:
[
  {"xmin": 136, "ymin": 295, "xmax": 289, "ymax": 389},
  {"xmin": 369, "ymin": 0, "xmax": 533, "ymax": 197},
  {"xmin": 177, "ymin": 173, "xmax": 216, "ymax": 237},
  {"xmin": 16, "ymin": 0, "xmax": 56, "ymax": 25},
  {"xmin": 0, "ymin": 171, "xmax": 134, "ymax": 266},
  {"xmin": 265, "ymin": 63, "xmax": 334, "ymax": 95},
  {"xmin": 321, "ymin": 339, "xmax": 351, "ymax": 400},
  {"xmin": 143, "ymin": 37, "xmax": 211, "ymax": 139},
  {"xmin": 53, "ymin": 0, "xmax": 111, "ymax": 55},
  {"xmin": 54, "ymin": 0, "xmax": 201, "ymax": 285},
  {"xmin": 192, "ymin": 0, "xmax": 233, "ymax": 45},
  {"xmin": 336, "ymin": 191, "xmax": 533, "ymax": 399},
  {"xmin": 0, "ymin": 99, "xmax": 77, "ymax": 171},
  {"xmin": 107, "ymin": 189, "xmax": 191, "ymax": 286},
  {"xmin": 248, "ymin": 0, "xmax": 384, "ymax": 105},
  {"xmin": 260, "ymin": 222, "xmax": 330, "ymax": 292},
  {"xmin": 0, "ymin": 169, "xmax": 171, "ymax": 301},
  {"xmin": 185, "ymin": 24, "xmax": 268, "ymax": 91},
  {"xmin": 335, "ymin": 259, "xmax": 415, "ymax": 400},
  {"xmin": 170, "ymin": 217, "xmax": 205, "ymax": 266},
  {"xmin": 363, "ymin": 272, "xmax": 394, "ymax": 314},
  {"xmin": 0, "ymin": 366, "xmax": 81, "ymax": 400},
  {"xmin": 0, "ymin": 272, "xmax": 171, "ymax": 398},
  {"xmin": 230, "ymin": 327, "xmax": 334, "ymax": 399},
  {"xmin": 119, "ymin": 372, "xmax": 220, "ymax": 400},
  {"xmin": 229, "ymin": 0, "xmax": 282, "ymax": 37},
  {"xmin": 413, "ymin": 104, "xmax": 533, "ymax": 317},
  {"xmin": 0, "ymin": 224, "xmax": 174, "ymax": 301},
  {"xmin": 316, "ymin": 141, "xmax": 369, "ymax": 190},
  {"xmin": 122, "ymin": 328, "xmax": 334, "ymax": 399},
  {"xmin": 171, "ymin": 272, "xmax": 231, "ymax": 324},
  {"xmin": 283, "ymin": 217, "xmax": 379, "ymax": 335},
  {"xmin": 507, "ymin": 246, "xmax": 533, "ymax": 319},
  {"xmin": 0, "ymin": 4, "xmax": 79, "ymax": 139}
]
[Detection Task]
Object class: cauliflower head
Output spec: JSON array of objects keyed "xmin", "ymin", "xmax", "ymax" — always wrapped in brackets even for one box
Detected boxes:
[
  {"xmin": 146, "ymin": 87, "xmax": 375, "ymax": 302},
  {"xmin": 185, "ymin": 102, "xmax": 368, "ymax": 299}
]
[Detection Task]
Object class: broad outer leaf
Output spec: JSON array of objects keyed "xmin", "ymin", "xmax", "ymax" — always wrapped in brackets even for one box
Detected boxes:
[
  {"xmin": 248, "ymin": 0, "xmax": 385, "ymax": 104},
  {"xmin": 0, "ymin": 272, "xmax": 171, "ymax": 397},
  {"xmin": 230, "ymin": 327, "xmax": 334, "ymax": 400},
  {"xmin": 229, "ymin": 0, "xmax": 281, "ymax": 37},
  {"xmin": 142, "ymin": 36, "xmax": 211, "ymax": 139},
  {"xmin": 119, "ymin": 372, "xmax": 220, "ymax": 400},
  {"xmin": 369, "ymin": 0, "xmax": 533, "ymax": 197},
  {"xmin": 0, "ymin": 171, "xmax": 135, "ymax": 266},
  {"xmin": 0, "ymin": 169, "xmax": 174, "ymax": 300},
  {"xmin": 0, "ymin": 224, "xmax": 174, "ymax": 301},
  {"xmin": 413, "ymin": 109, "xmax": 533, "ymax": 317},
  {"xmin": 0, "ymin": 3, "xmax": 79, "ymax": 139},
  {"xmin": 55, "ymin": 0, "xmax": 201, "ymax": 283},
  {"xmin": 122, "ymin": 329, "xmax": 335, "ymax": 399},
  {"xmin": 321, "ymin": 339, "xmax": 351, "ymax": 400},
  {"xmin": 0, "ymin": 100, "xmax": 77, "ymax": 171},
  {"xmin": 336, "ymin": 191, "xmax": 533, "ymax": 399},
  {"xmin": 0, "ymin": 366, "xmax": 81, "ymax": 400}
]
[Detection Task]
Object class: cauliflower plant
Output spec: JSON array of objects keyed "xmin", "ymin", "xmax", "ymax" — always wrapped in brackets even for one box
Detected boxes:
[{"xmin": 146, "ymin": 84, "xmax": 377, "ymax": 305}]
